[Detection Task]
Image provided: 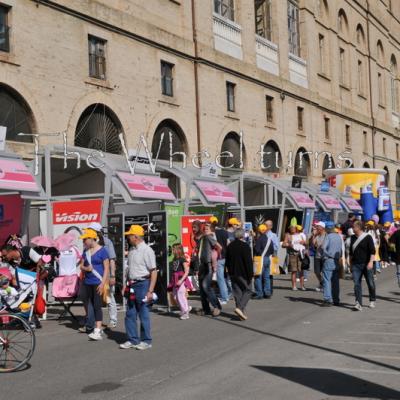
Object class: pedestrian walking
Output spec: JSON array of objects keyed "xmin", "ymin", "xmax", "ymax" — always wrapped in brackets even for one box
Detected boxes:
[
  {"xmin": 226, "ymin": 217, "xmax": 241, "ymax": 243},
  {"xmin": 350, "ymin": 220, "xmax": 376, "ymax": 311},
  {"xmin": 311, "ymin": 221, "xmax": 326, "ymax": 291},
  {"xmin": 225, "ymin": 229, "xmax": 253, "ymax": 321},
  {"xmin": 389, "ymin": 222, "xmax": 400, "ymax": 287},
  {"xmin": 169, "ymin": 243, "xmax": 192, "ymax": 320},
  {"xmin": 366, "ymin": 219, "xmax": 381, "ymax": 276},
  {"xmin": 379, "ymin": 222, "xmax": 391, "ymax": 269},
  {"xmin": 87, "ymin": 222, "xmax": 118, "ymax": 329},
  {"xmin": 321, "ymin": 221, "xmax": 342, "ymax": 306},
  {"xmin": 197, "ymin": 223, "xmax": 222, "ymax": 317},
  {"xmin": 120, "ymin": 225, "xmax": 157, "ymax": 350},
  {"xmin": 282, "ymin": 225, "xmax": 307, "ymax": 291},
  {"xmin": 210, "ymin": 216, "xmax": 230, "ymax": 304},
  {"xmin": 79, "ymin": 229, "xmax": 110, "ymax": 341}
]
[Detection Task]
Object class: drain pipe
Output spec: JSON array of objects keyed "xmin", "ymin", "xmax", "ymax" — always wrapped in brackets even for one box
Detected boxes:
[
  {"xmin": 366, "ymin": 0, "xmax": 376, "ymax": 168},
  {"xmin": 191, "ymin": 0, "xmax": 202, "ymax": 166}
]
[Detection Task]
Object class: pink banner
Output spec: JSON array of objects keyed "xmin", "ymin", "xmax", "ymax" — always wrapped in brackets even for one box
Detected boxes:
[
  {"xmin": 0, "ymin": 194, "xmax": 23, "ymax": 244},
  {"xmin": 317, "ymin": 194, "xmax": 342, "ymax": 210},
  {"xmin": 343, "ymin": 197, "xmax": 363, "ymax": 211},
  {"xmin": 288, "ymin": 191, "xmax": 315, "ymax": 209},
  {"xmin": 194, "ymin": 180, "xmax": 238, "ymax": 204},
  {"xmin": 117, "ymin": 172, "xmax": 175, "ymax": 201},
  {"xmin": 0, "ymin": 159, "xmax": 39, "ymax": 192}
]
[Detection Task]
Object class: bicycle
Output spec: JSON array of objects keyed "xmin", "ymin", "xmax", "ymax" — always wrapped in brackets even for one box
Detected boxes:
[{"xmin": 0, "ymin": 313, "xmax": 36, "ymax": 372}]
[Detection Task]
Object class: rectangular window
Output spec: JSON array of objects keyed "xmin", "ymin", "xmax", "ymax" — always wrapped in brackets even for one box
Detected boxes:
[
  {"xmin": 226, "ymin": 81, "xmax": 236, "ymax": 112},
  {"xmin": 266, "ymin": 95, "xmax": 274, "ymax": 123},
  {"xmin": 255, "ymin": 0, "xmax": 272, "ymax": 41},
  {"xmin": 358, "ymin": 60, "xmax": 364, "ymax": 94},
  {"xmin": 363, "ymin": 131, "xmax": 368, "ymax": 152},
  {"xmin": 378, "ymin": 72, "xmax": 384, "ymax": 105},
  {"xmin": 391, "ymin": 75, "xmax": 399, "ymax": 113},
  {"xmin": 288, "ymin": 0, "xmax": 300, "ymax": 57},
  {"xmin": 345, "ymin": 124, "xmax": 350, "ymax": 146},
  {"xmin": 214, "ymin": 0, "xmax": 235, "ymax": 21},
  {"xmin": 297, "ymin": 106, "xmax": 304, "ymax": 131},
  {"xmin": 0, "ymin": 5, "xmax": 10, "ymax": 53},
  {"xmin": 324, "ymin": 117, "xmax": 330, "ymax": 140},
  {"xmin": 396, "ymin": 143, "xmax": 399, "ymax": 160},
  {"xmin": 318, "ymin": 34, "xmax": 325, "ymax": 73},
  {"xmin": 88, "ymin": 36, "xmax": 106, "ymax": 80},
  {"xmin": 339, "ymin": 48, "xmax": 346, "ymax": 85},
  {"xmin": 161, "ymin": 61, "xmax": 174, "ymax": 97},
  {"xmin": 383, "ymin": 137, "xmax": 386, "ymax": 155}
]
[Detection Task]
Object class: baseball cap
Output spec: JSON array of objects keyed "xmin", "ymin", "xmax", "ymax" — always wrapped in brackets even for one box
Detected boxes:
[
  {"xmin": 366, "ymin": 220, "xmax": 374, "ymax": 226},
  {"xmin": 124, "ymin": 225, "xmax": 145, "ymax": 237},
  {"xmin": 80, "ymin": 228, "xmax": 98, "ymax": 240},
  {"xmin": 325, "ymin": 221, "xmax": 335, "ymax": 229},
  {"xmin": 258, "ymin": 224, "xmax": 267, "ymax": 233},
  {"xmin": 315, "ymin": 221, "xmax": 326, "ymax": 229},
  {"xmin": 384, "ymin": 221, "xmax": 391, "ymax": 227},
  {"xmin": 228, "ymin": 217, "xmax": 240, "ymax": 226},
  {"xmin": 88, "ymin": 222, "xmax": 103, "ymax": 232},
  {"xmin": 209, "ymin": 216, "xmax": 218, "ymax": 224}
]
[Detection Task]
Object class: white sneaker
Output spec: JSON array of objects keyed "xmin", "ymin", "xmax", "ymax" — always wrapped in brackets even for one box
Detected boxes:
[
  {"xmin": 354, "ymin": 302, "xmax": 362, "ymax": 311},
  {"xmin": 292, "ymin": 287, "xmax": 298, "ymax": 291},
  {"xmin": 369, "ymin": 301, "xmax": 376, "ymax": 309},
  {"xmin": 88, "ymin": 329, "xmax": 103, "ymax": 341},
  {"xmin": 300, "ymin": 286, "xmax": 307, "ymax": 291},
  {"xmin": 179, "ymin": 314, "xmax": 190, "ymax": 320},
  {"xmin": 119, "ymin": 341, "xmax": 138, "ymax": 349},
  {"xmin": 136, "ymin": 342, "xmax": 152, "ymax": 351},
  {"xmin": 219, "ymin": 300, "xmax": 228, "ymax": 305},
  {"xmin": 315, "ymin": 287, "xmax": 321, "ymax": 292},
  {"xmin": 108, "ymin": 321, "xmax": 117, "ymax": 329}
]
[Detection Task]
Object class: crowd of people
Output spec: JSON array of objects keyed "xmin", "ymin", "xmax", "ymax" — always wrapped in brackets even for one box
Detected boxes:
[{"xmin": 0, "ymin": 212, "xmax": 399, "ymax": 351}]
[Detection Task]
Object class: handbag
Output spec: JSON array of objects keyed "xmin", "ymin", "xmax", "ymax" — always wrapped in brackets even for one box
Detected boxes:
[
  {"xmin": 270, "ymin": 255, "xmax": 280, "ymax": 276},
  {"xmin": 253, "ymin": 236, "xmax": 272, "ymax": 276},
  {"xmin": 34, "ymin": 272, "xmax": 46, "ymax": 316},
  {"xmin": 300, "ymin": 254, "xmax": 310, "ymax": 270},
  {"xmin": 52, "ymin": 274, "xmax": 80, "ymax": 298}
]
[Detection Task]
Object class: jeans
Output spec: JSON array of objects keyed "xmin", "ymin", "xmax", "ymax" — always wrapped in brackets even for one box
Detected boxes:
[
  {"xmin": 216, "ymin": 259, "xmax": 229, "ymax": 302},
  {"xmin": 352, "ymin": 263, "xmax": 376, "ymax": 306},
  {"xmin": 125, "ymin": 280, "xmax": 152, "ymax": 345},
  {"xmin": 108, "ymin": 284, "xmax": 117, "ymax": 323},
  {"xmin": 231, "ymin": 276, "xmax": 252, "ymax": 312},
  {"xmin": 254, "ymin": 257, "xmax": 272, "ymax": 298},
  {"xmin": 199, "ymin": 270, "xmax": 221, "ymax": 313},
  {"xmin": 322, "ymin": 258, "xmax": 340, "ymax": 304}
]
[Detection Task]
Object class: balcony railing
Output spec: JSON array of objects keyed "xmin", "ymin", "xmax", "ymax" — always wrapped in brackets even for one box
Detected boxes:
[
  {"xmin": 0, "ymin": 25, "xmax": 10, "ymax": 52},
  {"xmin": 255, "ymin": 34, "xmax": 279, "ymax": 75},
  {"xmin": 213, "ymin": 13, "xmax": 242, "ymax": 59}
]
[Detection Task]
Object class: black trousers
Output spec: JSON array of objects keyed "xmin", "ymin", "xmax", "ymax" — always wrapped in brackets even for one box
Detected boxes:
[
  {"xmin": 231, "ymin": 276, "xmax": 252, "ymax": 312},
  {"xmin": 80, "ymin": 284, "xmax": 103, "ymax": 322}
]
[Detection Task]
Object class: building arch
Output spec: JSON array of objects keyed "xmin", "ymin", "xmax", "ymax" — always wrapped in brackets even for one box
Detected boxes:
[
  {"xmin": 384, "ymin": 165, "xmax": 390, "ymax": 187},
  {"xmin": 390, "ymin": 54, "xmax": 399, "ymax": 112},
  {"xmin": 338, "ymin": 8, "xmax": 349, "ymax": 38},
  {"xmin": 377, "ymin": 40, "xmax": 385, "ymax": 64},
  {"xmin": 363, "ymin": 161, "xmax": 371, "ymax": 168},
  {"xmin": 262, "ymin": 140, "xmax": 282, "ymax": 173},
  {"xmin": 294, "ymin": 146, "xmax": 311, "ymax": 178},
  {"xmin": 220, "ymin": 131, "xmax": 246, "ymax": 169}
]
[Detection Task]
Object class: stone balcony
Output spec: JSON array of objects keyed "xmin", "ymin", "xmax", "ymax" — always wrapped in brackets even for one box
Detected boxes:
[
  {"xmin": 288, "ymin": 52, "xmax": 308, "ymax": 88},
  {"xmin": 213, "ymin": 13, "xmax": 243, "ymax": 60},
  {"xmin": 255, "ymin": 35, "xmax": 279, "ymax": 76}
]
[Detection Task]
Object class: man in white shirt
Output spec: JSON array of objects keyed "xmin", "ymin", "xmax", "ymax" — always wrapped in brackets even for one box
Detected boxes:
[{"xmin": 120, "ymin": 225, "xmax": 157, "ymax": 351}]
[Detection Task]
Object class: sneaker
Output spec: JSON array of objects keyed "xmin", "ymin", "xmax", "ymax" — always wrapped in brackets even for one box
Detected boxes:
[
  {"xmin": 88, "ymin": 329, "xmax": 103, "ymax": 341},
  {"xmin": 179, "ymin": 313, "xmax": 190, "ymax": 320},
  {"xmin": 300, "ymin": 286, "xmax": 307, "ymax": 291},
  {"xmin": 78, "ymin": 326, "xmax": 87, "ymax": 333},
  {"xmin": 234, "ymin": 308, "xmax": 247, "ymax": 321},
  {"xmin": 292, "ymin": 287, "xmax": 298, "ymax": 291},
  {"xmin": 354, "ymin": 302, "xmax": 363, "ymax": 311},
  {"xmin": 108, "ymin": 321, "xmax": 117, "ymax": 329},
  {"xmin": 369, "ymin": 301, "xmax": 376, "ymax": 309},
  {"xmin": 315, "ymin": 287, "xmax": 321, "ymax": 292},
  {"xmin": 119, "ymin": 341, "xmax": 138, "ymax": 349},
  {"xmin": 321, "ymin": 301, "xmax": 332, "ymax": 307},
  {"xmin": 188, "ymin": 306, "xmax": 193, "ymax": 313},
  {"xmin": 212, "ymin": 308, "xmax": 221, "ymax": 317},
  {"xmin": 136, "ymin": 342, "xmax": 152, "ymax": 351},
  {"xmin": 219, "ymin": 300, "xmax": 228, "ymax": 305}
]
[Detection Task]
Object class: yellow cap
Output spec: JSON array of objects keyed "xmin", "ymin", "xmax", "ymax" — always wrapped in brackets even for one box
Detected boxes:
[
  {"xmin": 258, "ymin": 224, "xmax": 267, "ymax": 233},
  {"xmin": 124, "ymin": 224, "xmax": 145, "ymax": 236},
  {"xmin": 296, "ymin": 225, "xmax": 303, "ymax": 231},
  {"xmin": 366, "ymin": 220, "xmax": 374, "ymax": 226},
  {"xmin": 228, "ymin": 217, "xmax": 240, "ymax": 226},
  {"xmin": 209, "ymin": 216, "xmax": 218, "ymax": 224},
  {"xmin": 384, "ymin": 221, "xmax": 391, "ymax": 226},
  {"xmin": 80, "ymin": 228, "xmax": 98, "ymax": 240}
]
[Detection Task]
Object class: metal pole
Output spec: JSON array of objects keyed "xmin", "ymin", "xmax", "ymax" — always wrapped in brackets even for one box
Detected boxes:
[
  {"xmin": 102, "ymin": 173, "xmax": 112, "ymax": 226},
  {"xmin": 240, "ymin": 174, "xmax": 245, "ymax": 222},
  {"xmin": 44, "ymin": 147, "xmax": 53, "ymax": 237},
  {"xmin": 277, "ymin": 194, "xmax": 286, "ymax": 240},
  {"xmin": 184, "ymin": 179, "xmax": 192, "ymax": 214}
]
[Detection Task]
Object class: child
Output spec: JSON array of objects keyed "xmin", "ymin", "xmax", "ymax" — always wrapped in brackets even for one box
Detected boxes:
[
  {"xmin": 0, "ymin": 275, "xmax": 18, "ymax": 306},
  {"xmin": 169, "ymin": 244, "xmax": 192, "ymax": 320}
]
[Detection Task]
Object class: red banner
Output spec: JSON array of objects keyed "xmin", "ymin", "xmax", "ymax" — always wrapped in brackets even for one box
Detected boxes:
[
  {"xmin": 0, "ymin": 194, "xmax": 23, "ymax": 244},
  {"xmin": 181, "ymin": 215, "xmax": 212, "ymax": 259},
  {"xmin": 52, "ymin": 199, "xmax": 103, "ymax": 225}
]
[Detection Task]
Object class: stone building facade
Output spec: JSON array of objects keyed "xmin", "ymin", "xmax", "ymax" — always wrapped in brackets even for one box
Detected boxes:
[{"xmin": 1, "ymin": 0, "xmax": 400, "ymax": 200}]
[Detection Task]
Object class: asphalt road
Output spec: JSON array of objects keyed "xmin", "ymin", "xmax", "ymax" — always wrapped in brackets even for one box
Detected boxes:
[{"xmin": 2, "ymin": 268, "xmax": 400, "ymax": 400}]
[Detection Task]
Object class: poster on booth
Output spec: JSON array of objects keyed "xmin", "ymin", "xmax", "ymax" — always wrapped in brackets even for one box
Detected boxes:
[
  {"xmin": 181, "ymin": 215, "xmax": 212, "ymax": 260},
  {"xmin": 0, "ymin": 194, "xmax": 23, "ymax": 244},
  {"xmin": 378, "ymin": 187, "xmax": 390, "ymax": 212},
  {"xmin": 52, "ymin": 199, "xmax": 103, "ymax": 251}
]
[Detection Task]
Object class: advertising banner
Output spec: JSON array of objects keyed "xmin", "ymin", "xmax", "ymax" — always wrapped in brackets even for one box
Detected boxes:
[
  {"xmin": 181, "ymin": 215, "xmax": 212, "ymax": 259},
  {"xmin": 0, "ymin": 194, "xmax": 23, "ymax": 244},
  {"xmin": 288, "ymin": 191, "xmax": 315, "ymax": 209},
  {"xmin": 317, "ymin": 194, "xmax": 342, "ymax": 210},
  {"xmin": 194, "ymin": 180, "xmax": 238, "ymax": 204},
  {"xmin": 0, "ymin": 159, "xmax": 39, "ymax": 192}
]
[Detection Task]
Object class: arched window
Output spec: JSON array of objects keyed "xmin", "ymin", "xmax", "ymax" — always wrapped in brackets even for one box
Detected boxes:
[
  {"xmin": 75, "ymin": 104, "xmax": 123, "ymax": 154},
  {"xmin": 377, "ymin": 40, "xmax": 384, "ymax": 64},
  {"xmin": 390, "ymin": 55, "xmax": 399, "ymax": 113},
  {"xmin": 338, "ymin": 9, "xmax": 348, "ymax": 37},
  {"xmin": 262, "ymin": 140, "xmax": 282, "ymax": 173},
  {"xmin": 294, "ymin": 147, "xmax": 310, "ymax": 178},
  {"xmin": 363, "ymin": 161, "xmax": 371, "ymax": 168},
  {"xmin": 318, "ymin": 0, "xmax": 329, "ymax": 22},
  {"xmin": 384, "ymin": 166, "xmax": 390, "ymax": 187},
  {"xmin": 151, "ymin": 119, "xmax": 187, "ymax": 162},
  {"xmin": 322, "ymin": 154, "xmax": 334, "ymax": 172},
  {"xmin": 0, "ymin": 84, "xmax": 34, "ymax": 143},
  {"xmin": 356, "ymin": 24, "xmax": 365, "ymax": 49},
  {"xmin": 220, "ymin": 132, "xmax": 245, "ymax": 169}
]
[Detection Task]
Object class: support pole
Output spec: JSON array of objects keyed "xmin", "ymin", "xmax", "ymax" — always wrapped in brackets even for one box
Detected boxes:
[{"xmin": 44, "ymin": 147, "xmax": 53, "ymax": 237}]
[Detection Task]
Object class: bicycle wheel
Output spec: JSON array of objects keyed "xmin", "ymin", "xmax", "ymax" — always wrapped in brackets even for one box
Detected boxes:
[{"xmin": 0, "ymin": 314, "xmax": 35, "ymax": 372}]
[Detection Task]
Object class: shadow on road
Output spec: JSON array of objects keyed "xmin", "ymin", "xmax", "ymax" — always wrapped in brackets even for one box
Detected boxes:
[{"xmin": 251, "ymin": 366, "xmax": 400, "ymax": 399}]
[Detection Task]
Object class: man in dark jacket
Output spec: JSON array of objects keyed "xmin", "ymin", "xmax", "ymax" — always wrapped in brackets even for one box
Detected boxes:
[{"xmin": 225, "ymin": 228, "xmax": 253, "ymax": 320}]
